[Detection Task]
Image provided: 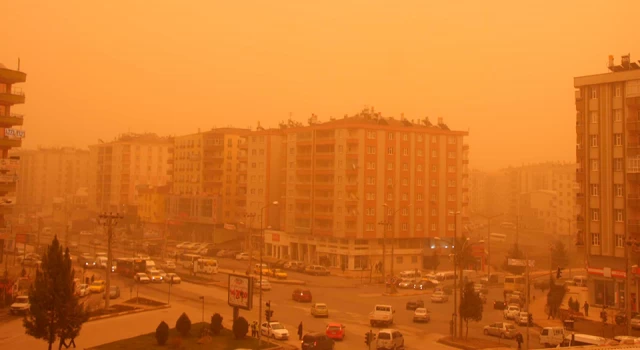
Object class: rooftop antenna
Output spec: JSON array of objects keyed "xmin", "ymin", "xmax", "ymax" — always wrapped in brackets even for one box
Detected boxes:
[{"xmin": 17, "ymin": 58, "xmax": 20, "ymax": 71}]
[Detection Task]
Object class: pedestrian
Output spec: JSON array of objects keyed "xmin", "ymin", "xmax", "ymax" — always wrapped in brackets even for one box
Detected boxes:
[
  {"xmin": 91, "ymin": 274, "xmax": 95, "ymax": 283},
  {"xmin": 341, "ymin": 263, "xmax": 346, "ymax": 274},
  {"xmin": 297, "ymin": 322, "xmax": 303, "ymax": 341},
  {"xmin": 583, "ymin": 301, "xmax": 589, "ymax": 317},
  {"xmin": 515, "ymin": 332, "xmax": 523, "ymax": 349},
  {"xmin": 68, "ymin": 337, "xmax": 76, "ymax": 348},
  {"xmin": 251, "ymin": 321, "xmax": 257, "ymax": 337}
]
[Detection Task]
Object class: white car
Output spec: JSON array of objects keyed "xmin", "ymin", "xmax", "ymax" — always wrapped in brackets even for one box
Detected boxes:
[
  {"xmin": 236, "ymin": 252, "xmax": 250, "ymax": 260},
  {"xmin": 134, "ymin": 273, "xmax": 150, "ymax": 283},
  {"xmin": 10, "ymin": 295, "xmax": 30, "ymax": 315},
  {"xmin": 254, "ymin": 279, "xmax": 272, "ymax": 291},
  {"xmin": 149, "ymin": 270, "xmax": 164, "ymax": 283},
  {"xmin": 261, "ymin": 321, "xmax": 289, "ymax": 340},
  {"xmin": 376, "ymin": 329, "xmax": 404, "ymax": 350},
  {"xmin": 397, "ymin": 278, "xmax": 414, "ymax": 289},
  {"xmin": 517, "ymin": 311, "xmax": 531, "ymax": 326},
  {"xmin": 76, "ymin": 284, "xmax": 90, "ymax": 297},
  {"xmin": 413, "ymin": 308, "xmax": 430, "ymax": 323},
  {"xmin": 176, "ymin": 242, "xmax": 190, "ymax": 249},
  {"xmin": 430, "ymin": 291, "xmax": 449, "ymax": 303},
  {"xmin": 156, "ymin": 270, "xmax": 168, "ymax": 279},
  {"xmin": 503, "ymin": 305, "xmax": 520, "ymax": 320},
  {"xmin": 165, "ymin": 273, "xmax": 181, "ymax": 284}
]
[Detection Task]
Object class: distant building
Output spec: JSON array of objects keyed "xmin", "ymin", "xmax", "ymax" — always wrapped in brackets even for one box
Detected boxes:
[
  {"xmin": 88, "ymin": 133, "xmax": 173, "ymax": 212},
  {"xmin": 574, "ymin": 54, "xmax": 640, "ymax": 310},
  {"xmin": 137, "ymin": 184, "xmax": 169, "ymax": 234}
]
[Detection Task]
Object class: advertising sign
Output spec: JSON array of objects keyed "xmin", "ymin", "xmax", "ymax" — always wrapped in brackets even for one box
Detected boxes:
[
  {"xmin": 3, "ymin": 128, "xmax": 25, "ymax": 139},
  {"xmin": 228, "ymin": 274, "xmax": 253, "ymax": 310}
]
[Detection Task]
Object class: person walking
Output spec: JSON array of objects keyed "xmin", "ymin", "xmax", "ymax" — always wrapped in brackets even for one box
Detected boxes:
[
  {"xmin": 583, "ymin": 301, "xmax": 589, "ymax": 317},
  {"xmin": 251, "ymin": 321, "xmax": 257, "ymax": 337},
  {"xmin": 297, "ymin": 322, "xmax": 303, "ymax": 341},
  {"xmin": 515, "ymin": 332, "xmax": 523, "ymax": 349},
  {"xmin": 68, "ymin": 337, "xmax": 76, "ymax": 348}
]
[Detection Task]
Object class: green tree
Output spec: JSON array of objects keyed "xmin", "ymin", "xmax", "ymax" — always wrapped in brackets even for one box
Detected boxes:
[
  {"xmin": 23, "ymin": 236, "xmax": 88, "ymax": 350},
  {"xmin": 176, "ymin": 312, "xmax": 192, "ymax": 337},
  {"xmin": 551, "ymin": 240, "xmax": 569, "ymax": 269},
  {"xmin": 232, "ymin": 317, "xmax": 249, "ymax": 339},
  {"xmin": 459, "ymin": 282, "xmax": 483, "ymax": 339},
  {"xmin": 503, "ymin": 243, "xmax": 525, "ymax": 275},
  {"xmin": 546, "ymin": 277, "xmax": 566, "ymax": 319}
]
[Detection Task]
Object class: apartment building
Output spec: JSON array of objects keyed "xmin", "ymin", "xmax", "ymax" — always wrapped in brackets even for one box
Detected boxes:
[
  {"xmin": 88, "ymin": 133, "xmax": 173, "ymax": 212},
  {"xmin": 262, "ymin": 109, "xmax": 470, "ymax": 271},
  {"xmin": 12, "ymin": 147, "xmax": 89, "ymax": 213},
  {"xmin": 575, "ymin": 54, "xmax": 640, "ymax": 310},
  {"xmin": 0, "ymin": 63, "xmax": 26, "ymax": 261},
  {"xmin": 165, "ymin": 128, "xmax": 248, "ymax": 241}
]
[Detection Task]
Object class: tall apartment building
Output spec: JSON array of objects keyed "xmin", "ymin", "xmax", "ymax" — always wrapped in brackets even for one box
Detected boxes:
[
  {"xmin": 0, "ymin": 63, "xmax": 26, "ymax": 260},
  {"xmin": 575, "ymin": 54, "xmax": 640, "ymax": 310},
  {"xmin": 262, "ymin": 110, "xmax": 470, "ymax": 271},
  {"xmin": 12, "ymin": 147, "xmax": 89, "ymax": 213},
  {"xmin": 88, "ymin": 133, "xmax": 173, "ymax": 212},
  {"xmin": 165, "ymin": 128, "xmax": 248, "ymax": 241}
]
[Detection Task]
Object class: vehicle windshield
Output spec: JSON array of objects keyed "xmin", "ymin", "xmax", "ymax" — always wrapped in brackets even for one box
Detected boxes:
[
  {"xmin": 328, "ymin": 326, "xmax": 341, "ymax": 331},
  {"xmin": 15, "ymin": 296, "xmax": 28, "ymax": 303},
  {"xmin": 506, "ymin": 324, "xmax": 516, "ymax": 330},
  {"xmin": 151, "ymin": 272, "xmax": 160, "ymax": 276},
  {"xmin": 378, "ymin": 333, "xmax": 391, "ymax": 340},
  {"xmin": 110, "ymin": 286, "xmax": 117, "ymax": 291},
  {"xmin": 270, "ymin": 323, "xmax": 284, "ymax": 330},
  {"xmin": 91, "ymin": 281, "xmax": 102, "ymax": 286},
  {"xmin": 375, "ymin": 306, "xmax": 391, "ymax": 312},
  {"xmin": 315, "ymin": 305, "xmax": 326, "ymax": 309},
  {"xmin": 137, "ymin": 273, "xmax": 146, "ymax": 277}
]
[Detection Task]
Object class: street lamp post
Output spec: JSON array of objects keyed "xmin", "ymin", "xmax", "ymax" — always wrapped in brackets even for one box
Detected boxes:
[
  {"xmin": 98, "ymin": 212, "xmax": 124, "ymax": 309},
  {"xmin": 383, "ymin": 203, "xmax": 410, "ymax": 293},
  {"xmin": 476, "ymin": 213, "xmax": 503, "ymax": 276},
  {"xmin": 199, "ymin": 296, "xmax": 205, "ymax": 322},
  {"xmin": 244, "ymin": 213, "xmax": 257, "ymax": 273},
  {"xmin": 449, "ymin": 210, "xmax": 461, "ymax": 338},
  {"xmin": 258, "ymin": 201, "xmax": 278, "ymax": 347}
]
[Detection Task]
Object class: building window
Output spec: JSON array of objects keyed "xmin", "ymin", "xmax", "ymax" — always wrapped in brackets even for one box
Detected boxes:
[
  {"xmin": 402, "ymin": 223, "xmax": 408, "ymax": 231},
  {"xmin": 367, "ymin": 146, "xmax": 376, "ymax": 154},
  {"xmin": 417, "ymin": 179, "xmax": 423, "ymax": 186},
  {"xmin": 431, "ymin": 150, "xmax": 437, "ymax": 158},
  {"xmin": 417, "ymin": 208, "xmax": 423, "ymax": 216},
  {"xmin": 590, "ymin": 112, "xmax": 599, "ymax": 123},
  {"xmin": 616, "ymin": 234, "xmax": 624, "ymax": 247},
  {"xmin": 387, "ymin": 178, "xmax": 393, "ymax": 186},
  {"xmin": 366, "ymin": 208, "xmax": 375, "ymax": 216},
  {"xmin": 614, "ymin": 109, "xmax": 622, "ymax": 122},
  {"xmin": 416, "ymin": 165, "xmax": 423, "ymax": 172},
  {"xmin": 402, "ymin": 208, "xmax": 408, "ymax": 216},
  {"xmin": 616, "ymin": 210, "xmax": 623, "ymax": 222},
  {"xmin": 367, "ymin": 162, "xmax": 376, "ymax": 169},
  {"xmin": 431, "ymin": 209, "xmax": 436, "ymax": 216},
  {"xmin": 591, "ymin": 87, "xmax": 597, "ymax": 99},
  {"xmin": 366, "ymin": 192, "xmax": 375, "ymax": 200},
  {"xmin": 614, "ymin": 158, "xmax": 624, "ymax": 172},
  {"xmin": 387, "ymin": 163, "xmax": 394, "ymax": 170},
  {"xmin": 592, "ymin": 233, "xmax": 600, "ymax": 246},
  {"xmin": 367, "ymin": 176, "xmax": 376, "ymax": 185},
  {"xmin": 448, "ymin": 180, "xmax": 456, "ymax": 188},
  {"xmin": 366, "ymin": 223, "xmax": 375, "ymax": 231},
  {"xmin": 448, "ymin": 137, "xmax": 457, "ymax": 144},
  {"xmin": 448, "ymin": 152, "xmax": 455, "ymax": 159},
  {"xmin": 432, "ymin": 165, "xmax": 437, "ymax": 172},
  {"xmin": 402, "ymin": 193, "xmax": 408, "ymax": 201},
  {"xmin": 396, "ymin": 256, "xmax": 403, "ymax": 264},
  {"xmin": 591, "ymin": 209, "xmax": 599, "ymax": 221},
  {"xmin": 416, "ymin": 225, "xmax": 422, "ymax": 232},
  {"xmin": 367, "ymin": 131, "xmax": 376, "ymax": 139},
  {"xmin": 402, "ymin": 178, "xmax": 408, "ymax": 186},
  {"xmin": 431, "ymin": 223, "xmax": 436, "ymax": 231},
  {"xmin": 403, "ymin": 148, "xmax": 409, "ymax": 156},
  {"xmin": 590, "ymin": 184, "xmax": 599, "ymax": 196},
  {"xmin": 447, "ymin": 223, "xmax": 454, "ymax": 231},
  {"xmin": 387, "ymin": 193, "xmax": 393, "ymax": 200},
  {"xmin": 387, "ymin": 147, "xmax": 394, "ymax": 155},
  {"xmin": 448, "ymin": 166, "xmax": 455, "ymax": 173},
  {"xmin": 388, "ymin": 132, "xmax": 394, "ymax": 140},
  {"xmin": 615, "ymin": 184, "xmax": 623, "ymax": 197},
  {"xmin": 402, "ymin": 133, "xmax": 408, "ymax": 141},
  {"xmin": 614, "ymin": 134, "xmax": 623, "ymax": 146},
  {"xmin": 417, "ymin": 194, "xmax": 423, "ymax": 201},
  {"xmin": 417, "ymin": 149, "xmax": 423, "ymax": 156},
  {"xmin": 615, "ymin": 85, "xmax": 622, "ymax": 97},
  {"xmin": 402, "ymin": 163, "xmax": 408, "ymax": 171},
  {"xmin": 431, "ymin": 180, "xmax": 437, "ymax": 187},
  {"xmin": 590, "ymin": 135, "xmax": 598, "ymax": 147},
  {"xmin": 417, "ymin": 135, "xmax": 423, "ymax": 142}
]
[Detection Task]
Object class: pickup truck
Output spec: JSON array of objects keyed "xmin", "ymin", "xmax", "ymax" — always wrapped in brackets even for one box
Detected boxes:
[{"xmin": 369, "ymin": 304, "xmax": 395, "ymax": 327}]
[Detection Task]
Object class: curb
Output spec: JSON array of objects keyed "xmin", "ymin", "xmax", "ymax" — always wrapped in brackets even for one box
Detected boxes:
[
  {"xmin": 87, "ymin": 304, "xmax": 170, "ymax": 322},
  {"xmin": 437, "ymin": 337, "xmax": 509, "ymax": 350},
  {"xmin": 382, "ymin": 290, "xmax": 433, "ymax": 297},
  {"xmin": 269, "ymin": 279, "xmax": 306, "ymax": 285}
]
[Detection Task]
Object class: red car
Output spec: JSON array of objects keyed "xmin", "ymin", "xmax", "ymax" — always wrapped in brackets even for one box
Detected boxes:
[
  {"xmin": 292, "ymin": 288, "xmax": 313, "ymax": 302},
  {"xmin": 325, "ymin": 323, "xmax": 345, "ymax": 341}
]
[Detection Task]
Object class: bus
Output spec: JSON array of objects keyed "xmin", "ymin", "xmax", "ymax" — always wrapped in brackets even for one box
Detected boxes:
[
  {"xmin": 180, "ymin": 253, "xmax": 202, "ymax": 269},
  {"xmin": 115, "ymin": 258, "xmax": 135, "ymax": 278},
  {"xmin": 504, "ymin": 274, "xmax": 526, "ymax": 293},
  {"xmin": 195, "ymin": 259, "xmax": 219, "ymax": 274}
]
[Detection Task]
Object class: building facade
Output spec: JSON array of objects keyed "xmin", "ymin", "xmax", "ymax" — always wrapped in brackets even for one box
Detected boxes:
[
  {"xmin": 575, "ymin": 54, "xmax": 640, "ymax": 311},
  {"xmin": 261, "ymin": 110, "xmax": 470, "ymax": 271},
  {"xmin": 88, "ymin": 133, "xmax": 173, "ymax": 212},
  {"xmin": 12, "ymin": 147, "xmax": 89, "ymax": 213}
]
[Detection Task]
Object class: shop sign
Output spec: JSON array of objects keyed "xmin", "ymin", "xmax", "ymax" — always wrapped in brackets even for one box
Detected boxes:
[
  {"xmin": 588, "ymin": 266, "xmax": 626, "ymax": 279},
  {"xmin": 3, "ymin": 128, "xmax": 25, "ymax": 139}
]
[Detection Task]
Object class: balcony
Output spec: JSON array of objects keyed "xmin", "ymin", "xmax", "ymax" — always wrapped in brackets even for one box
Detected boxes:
[
  {"xmin": 628, "ymin": 119, "xmax": 640, "ymax": 131},
  {"xmin": 0, "ymin": 113, "xmax": 24, "ymax": 126},
  {"xmin": 296, "ymin": 168, "xmax": 313, "ymax": 175},
  {"xmin": 0, "ymin": 179, "xmax": 16, "ymax": 193},
  {"xmin": 0, "ymin": 67, "xmax": 27, "ymax": 84},
  {"xmin": 462, "ymin": 159, "xmax": 469, "ymax": 165},
  {"xmin": 627, "ymin": 96, "xmax": 640, "ymax": 107},
  {"xmin": 0, "ymin": 89, "xmax": 25, "ymax": 105},
  {"xmin": 315, "ymin": 153, "xmax": 334, "ymax": 160},
  {"xmin": 346, "ymin": 138, "xmax": 359, "ymax": 144},
  {"xmin": 313, "ymin": 228, "xmax": 333, "ymax": 236},
  {"xmin": 576, "ymin": 121, "xmax": 583, "ymax": 132},
  {"xmin": 630, "ymin": 220, "xmax": 640, "ymax": 235},
  {"xmin": 0, "ymin": 137, "xmax": 22, "ymax": 148},
  {"xmin": 297, "ymin": 153, "xmax": 312, "ymax": 160},
  {"xmin": 629, "ymin": 193, "xmax": 640, "ymax": 208},
  {"xmin": 314, "ymin": 212, "xmax": 334, "ymax": 220},
  {"xmin": 314, "ymin": 182, "xmax": 333, "ymax": 190},
  {"xmin": 345, "ymin": 183, "xmax": 358, "ymax": 191},
  {"xmin": 346, "ymin": 153, "xmax": 359, "ymax": 160},
  {"xmin": 315, "ymin": 169, "xmax": 334, "ymax": 175},
  {"xmin": 295, "ymin": 183, "xmax": 312, "ymax": 189}
]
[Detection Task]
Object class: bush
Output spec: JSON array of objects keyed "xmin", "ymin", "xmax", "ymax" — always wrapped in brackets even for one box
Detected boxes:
[
  {"xmin": 176, "ymin": 312, "xmax": 192, "ymax": 337},
  {"xmin": 232, "ymin": 317, "xmax": 249, "ymax": 339},
  {"xmin": 155, "ymin": 321, "xmax": 169, "ymax": 345},
  {"xmin": 210, "ymin": 313, "xmax": 223, "ymax": 335}
]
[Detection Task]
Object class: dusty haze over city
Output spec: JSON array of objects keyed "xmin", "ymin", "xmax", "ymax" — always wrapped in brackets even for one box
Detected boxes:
[{"xmin": 2, "ymin": 1, "xmax": 640, "ymax": 169}]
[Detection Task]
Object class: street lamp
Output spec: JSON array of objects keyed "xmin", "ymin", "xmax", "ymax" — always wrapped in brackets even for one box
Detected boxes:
[
  {"xmin": 258, "ymin": 201, "xmax": 278, "ymax": 347},
  {"xmin": 476, "ymin": 212, "xmax": 503, "ymax": 276},
  {"xmin": 97, "ymin": 212, "xmax": 123, "ymax": 309},
  {"xmin": 244, "ymin": 213, "xmax": 257, "ymax": 273},
  {"xmin": 449, "ymin": 210, "xmax": 461, "ymax": 338},
  {"xmin": 199, "ymin": 296, "xmax": 205, "ymax": 322},
  {"xmin": 382, "ymin": 203, "xmax": 411, "ymax": 287}
]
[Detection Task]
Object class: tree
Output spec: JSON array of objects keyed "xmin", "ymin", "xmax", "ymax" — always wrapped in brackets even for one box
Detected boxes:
[
  {"xmin": 210, "ymin": 313, "xmax": 223, "ymax": 335},
  {"xmin": 232, "ymin": 317, "xmax": 249, "ymax": 339},
  {"xmin": 454, "ymin": 236, "xmax": 476, "ymax": 271},
  {"xmin": 551, "ymin": 240, "xmax": 569, "ymax": 269},
  {"xmin": 23, "ymin": 236, "xmax": 88, "ymax": 350},
  {"xmin": 503, "ymin": 243, "xmax": 525, "ymax": 275},
  {"xmin": 430, "ymin": 250, "xmax": 440, "ymax": 272},
  {"xmin": 176, "ymin": 312, "xmax": 192, "ymax": 337},
  {"xmin": 546, "ymin": 277, "xmax": 566, "ymax": 319},
  {"xmin": 156, "ymin": 321, "xmax": 169, "ymax": 345},
  {"xmin": 459, "ymin": 282, "xmax": 483, "ymax": 339}
]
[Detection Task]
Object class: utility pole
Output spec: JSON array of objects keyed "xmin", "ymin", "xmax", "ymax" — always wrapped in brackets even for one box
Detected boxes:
[
  {"xmin": 477, "ymin": 213, "xmax": 503, "ymax": 276},
  {"xmin": 245, "ymin": 213, "xmax": 256, "ymax": 273},
  {"xmin": 451, "ymin": 210, "xmax": 460, "ymax": 338},
  {"xmin": 378, "ymin": 220, "xmax": 387, "ymax": 288},
  {"xmin": 625, "ymin": 239, "xmax": 632, "ymax": 336},
  {"xmin": 98, "ymin": 212, "xmax": 123, "ymax": 309},
  {"xmin": 258, "ymin": 201, "xmax": 278, "ymax": 348},
  {"xmin": 525, "ymin": 252, "xmax": 531, "ymax": 350}
]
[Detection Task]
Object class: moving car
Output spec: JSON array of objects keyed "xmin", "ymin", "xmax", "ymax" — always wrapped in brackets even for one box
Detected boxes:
[
  {"xmin": 254, "ymin": 263, "xmax": 270, "ymax": 275},
  {"xmin": 109, "ymin": 286, "xmax": 120, "ymax": 299},
  {"xmin": 149, "ymin": 270, "xmax": 164, "ymax": 283},
  {"xmin": 268, "ymin": 268, "xmax": 288, "ymax": 280},
  {"xmin": 413, "ymin": 308, "xmax": 430, "ymax": 323},
  {"xmin": 503, "ymin": 305, "xmax": 520, "ymax": 320},
  {"xmin": 631, "ymin": 314, "xmax": 640, "ymax": 330},
  {"xmin": 78, "ymin": 253, "xmax": 96, "ymax": 269},
  {"xmin": 292, "ymin": 289, "xmax": 313, "ymax": 302},
  {"xmin": 235, "ymin": 252, "xmax": 250, "ymax": 260},
  {"xmin": 311, "ymin": 303, "xmax": 329, "ymax": 317},
  {"xmin": 369, "ymin": 305, "xmax": 395, "ymax": 327},
  {"xmin": 376, "ymin": 329, "xmax": 404, "ymax": 350},
  {"xmin": 474, "ymin": 283, "xmax": 489, "ymax": 294},
  {"xmin": 165, "ymin": 273, "xmax": 181, "ymax": 284},
  {"xmin": 301, "ymin": 332, "xmax": 335, "ymax": 350},
  {"xmin": 261, "ymin": 321, "xmax": 289, "ymax": 340},
  {"xmin": 405, "ymin": 299, "xmax": 425, "ymax": 310},
  {"xmin": 517, "ymin": 311, "xmax": 532, "ymax": 326},
  {"xmin": 134, "ymin": 272, "xmax": 150, "ymax": 283},
  {"xmin": 325, "ymin": 323, "xmax": 345, "ymax": 341},
  {"xmin": 10, "ymin": 295, "xmax": 30, "ymax": 315},
  {"xmin": 413, "ymin": 279, "xmax": 438, "ymax": 290},
  {"xmin": 397, "ymin": 278, "xmax": 414, "ymax": 289},
  {"xmin": 483, "ymin": 322, "xmax": 517, "ymax": 339},
  {"xmin": 430, "ymin": 291, "xmax": 449, "ymax": 303},
  {"xmin": 305, "ymin": 265, "xmax": 330, "ymax": 276},
  {"xmin": 254, "ymin": 279, "xmax": 272, "ymax": 291},
  {"xmin": 539, "ymin": 327, "xmax": 564, "ymax": 348},
  {"xmin": 493, "ymin": 300, "xmax": 507, "ymax": 310},
  {"xmin": 88, "ymin": 280, "xmax": 106, "ymax": 293},
  {"xmin": 76, "ymin": 283, "xmax": 90, "ymax": 297}
]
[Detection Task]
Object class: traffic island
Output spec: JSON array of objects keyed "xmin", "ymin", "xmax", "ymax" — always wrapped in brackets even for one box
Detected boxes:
[
  {"xmin": 381, "ymin": 290, "xmax": 433, "ymax": 297},
  {"xmin": 87, "ymin": 297, "xmax": 170, "ymax": 322},
  {"xmin": 437, "ymin": 336, "xmax": 510, "ymax": 349},
  {"xmin": 88, "ymin": 322, "xmax": 280, "ymax": 350}
]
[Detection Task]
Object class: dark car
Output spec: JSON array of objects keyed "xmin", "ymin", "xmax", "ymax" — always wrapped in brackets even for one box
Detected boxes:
[
  {"xmin": 493, "ymin": 300, "xmax": 507, "ymax": 310},
  {"xmin": 413, "ymin": 280, "xmax": 438, "ymax": 290},
  {"xmin": 109, "ymin": 286, "xmax": 120, "ymax": 299},
  {"xmin": 405, "ymin": 299, "xmax": 425, "ymax": 310},
  {"xmin": 301, "ymin": 332, "xmax": 334, "ymax": 350},
  {"xmin": 615, "ymin": 311, "xmax": 639, "ymax": 325},
  {"xmin": 292, "ymin": 288, "xmax": 313, "ymax": 303}
]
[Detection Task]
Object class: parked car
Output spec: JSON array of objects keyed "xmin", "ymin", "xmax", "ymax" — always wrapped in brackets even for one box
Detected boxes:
[
  {"xmin": 493, "ymin": 300, "xmax": 507, "ymax": 310},
  {"xmin": 305, "ymin": 265, "xmax": 330, "ymax": 276},
  {"xmin": 88, "ymin": 280, "xmax": 106, "ymax": 293},
  {"xmin": 517, "ymin": 311, "xmax": 533, "ymax": 326},
  {"xmin": 503, "ymin": 305, "xmax": 520, "ymax": 320},
  {"xmin": 254, "ymin": 263, "xmax": 270, "ymax": 275},
  {"xmin": 483, "ymin": 322, "xmax": 517, "ymax": 339},
  {"xmin": 260, "ymin": 321, "xmax": 289, "ymax": 340},
  {"xmin": 292, "ymin": 288, "xmax": 313, "ymax": 302},
  {"xmin": 161, "ymin": 260, "xmax": 176, "ymax": 272},
  {"xmin": 10, "ymin": 295, "xmax": 30, "ymax": 315},
  {"xmin": 430, "ymin": 291, "xmax": 449, "ymax": 303},
  {"xmin": 176, "ymin": 241, "xmax": 190, "ymax": 249},
  {"xmin": 474, "ymin": 283, "xmax": 489, "ymax": 294},
  {"xmin": 134, "ymin": 272, "xmax": 150, "ymax": 283},
  {"xmin": 284, "ymin": 261, "xmax": 304, "ymax": 271},
  {"xmin": 301, "ymin": 332, "xmax": 335, "ymax": 350},
  {"xmin": 236, "ymin": 252, "xmax": 250, "ymax": 260},
  {"xmin": 165, "ymin": 273, "xmax": 181, "ymax": 284},
  {"xmin": 376, "ymin": 329, "xmax": 404, "ymax": 350},
  {"xmin": 311, "ymin": 303, "xmax": 329, "ymax": 317},
  {"xmin": 325, "ymin": 323, "xmax": 345, "ymax": 341},
  {"xmin": 109, "ymin": 286, "xmax": 120, "ymax": 299},
  {"xmin": 254, "ymin": 278, "xmax": 272, "ymax": 291},
  {"xmin": 413, "ymin": 308, "xmax": 430, "ymax": 323},
  {"xmin": 405, "ymin": 299, "xmax": 425, "ymax": 310}
]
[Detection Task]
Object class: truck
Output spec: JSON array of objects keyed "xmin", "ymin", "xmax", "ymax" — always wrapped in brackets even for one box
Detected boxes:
[{"xmin": 369, "ymin": 304, "xmax": 395, "ymax": 327}]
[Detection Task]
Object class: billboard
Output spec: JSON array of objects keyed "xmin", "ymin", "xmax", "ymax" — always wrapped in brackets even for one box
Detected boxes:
[{"xmin": 227, "ymin": 274, "xmax": 253, "ymax": 310}]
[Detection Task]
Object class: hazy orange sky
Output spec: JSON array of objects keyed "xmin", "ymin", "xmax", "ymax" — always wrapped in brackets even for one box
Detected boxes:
[{"xmin": 2, "ymin": 1, "xmax": 639, "ymax": 170}]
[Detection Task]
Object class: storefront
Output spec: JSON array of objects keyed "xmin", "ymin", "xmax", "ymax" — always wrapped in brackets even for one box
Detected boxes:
[{"xmin": 587, "ymin": 266, "xmax": 631, "ymax": 310}]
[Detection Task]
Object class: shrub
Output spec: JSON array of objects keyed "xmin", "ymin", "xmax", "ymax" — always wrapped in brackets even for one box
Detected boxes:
[
  {"xmin": 176, "ymin": 312, "xmax": 192, "ymax": 337},
  {"xmin": 232, "ymin": 317, "xmax": 249, "ymax": 339},
  {"xmin": 156, "ymin": 321, "xmax": 170, "ymax": 345},
  {"xmin": 210, "ymin": 313, "xmax": 223, "ymax": 335}
]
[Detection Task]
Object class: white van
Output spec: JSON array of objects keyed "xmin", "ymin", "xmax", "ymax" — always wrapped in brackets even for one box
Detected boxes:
[
  {"xmin": 573, "ymin": 275, "xmax": 587, "ymax": 287},
  {"xmin": 196, "ymin": 259, "xmax": 218, "ymax": 274},
  {"xmin": 462, "ymin": 270, "xmax": 478, "ymax": 282},
  {"xmin": 435, "ymin": 271, "xmax": 456, "ymax": 282},
  {"xmin": 539, "ymin": 327, "xmax": 564, "ymax": 347},
  {"xmin": 399, "ymin": 270, "xmax": 422, "ymax": 283}
]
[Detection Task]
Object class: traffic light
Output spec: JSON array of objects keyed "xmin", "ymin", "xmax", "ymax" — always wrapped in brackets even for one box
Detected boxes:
[
  {"xmin": 266, "ymin": 301, "xmax": 271, "ymax": 309},
  {"xmin": 365, "ymin": 332, "xmax": 370, "ymax": 346},
  {"xmin": 556, "ymin": 267, "xmax": 562, "ymax": 279},
  {"xmin": 265, "ymin": 309, "xmax": 274, "ymax": 322},
  {"xmin": 528, "ymin": 313, "xmax": 533, "ymax": 326}
]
